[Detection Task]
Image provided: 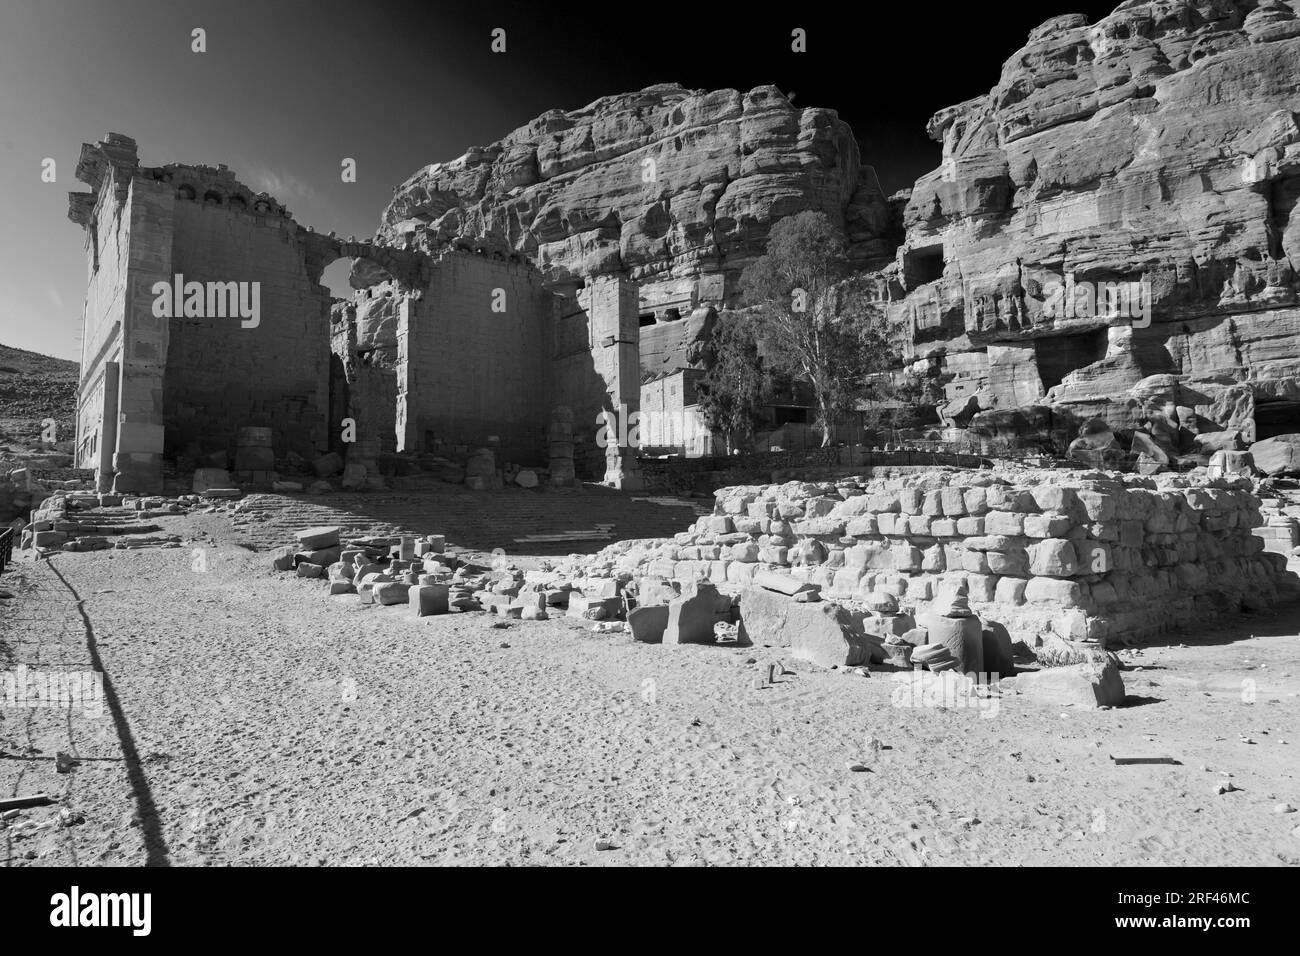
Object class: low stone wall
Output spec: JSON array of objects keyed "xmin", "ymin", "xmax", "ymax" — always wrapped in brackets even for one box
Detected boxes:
[
  {"xmin": 640, "ymin": 446, "xmax": 989, "ymax": 495},
  {"xmin": 596, "ymin": 469, "xmax": 1300, "ymax": 648}
]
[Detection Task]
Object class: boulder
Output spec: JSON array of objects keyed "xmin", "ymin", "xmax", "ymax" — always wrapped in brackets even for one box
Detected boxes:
[{"xmin": 1249, "ymin": 435, "xmax": 1300, "ymax": 476}]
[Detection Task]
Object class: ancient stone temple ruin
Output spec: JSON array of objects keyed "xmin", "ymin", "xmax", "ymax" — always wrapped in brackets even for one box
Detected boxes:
[
  {"xmin": 65, "ymin": 135, "xmax": 649, "ymax": 494},
  {"xmin": 66, "ymin": 2, "xmax": 1300, "ymax": 491}
]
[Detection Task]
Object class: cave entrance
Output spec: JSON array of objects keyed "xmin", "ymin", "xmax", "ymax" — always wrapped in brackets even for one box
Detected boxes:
[
  {"xmin": 1267, "ymin": 176, "xmax": 1300, "ymax": 263},
  {"xmin": 904, "ymin": 244, "xmax": 945, "ymax": 286},
  {"xmin": 1254, "ymin": 399, "xmax": 1300, "ymax": 441},
  {"xmin": 1034, "ymin": 328, "xmax": 1108, "ymax": 390}
]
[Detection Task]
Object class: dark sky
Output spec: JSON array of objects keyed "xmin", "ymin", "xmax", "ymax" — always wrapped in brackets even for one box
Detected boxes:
[{"xmin": 0, "ymin": 0, "xmax": 1122, "ymax": 359}]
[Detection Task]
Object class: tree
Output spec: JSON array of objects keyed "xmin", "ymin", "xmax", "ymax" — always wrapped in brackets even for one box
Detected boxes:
[
  {"xmin": 740, "ymin": 211, "xmax": 894, "ymax": 446},
  {"xmin": 697, "ymin": 310, "xmax": 764, "ymax": 452}
]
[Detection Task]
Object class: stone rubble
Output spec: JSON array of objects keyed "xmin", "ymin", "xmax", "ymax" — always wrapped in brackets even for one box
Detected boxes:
[
  {"xmin": 262, "ymin": 467, "xmax": 1299, "ymax": 709},
  {"xmin": 16, "ymin": 489, "xmax": 222, "ymax": 554}
]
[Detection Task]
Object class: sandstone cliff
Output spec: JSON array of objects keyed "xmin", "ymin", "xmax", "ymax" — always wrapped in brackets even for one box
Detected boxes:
[
  {"xmin": 369, "ymin": 84, "xmax": 897, "ymax": 315},
  {"xmin": 888, "ymin": 0, "xmax": 1300, "ymax": 460}
]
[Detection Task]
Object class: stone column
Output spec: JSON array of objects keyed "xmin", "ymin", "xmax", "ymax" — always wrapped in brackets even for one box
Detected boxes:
[
  {"xmin": 587, "ymin": 275, "xmax": 643, "ymax": 491},
  {"xmin": 548, "ymin": 406, "xmax": 576, "ymax": 486}
]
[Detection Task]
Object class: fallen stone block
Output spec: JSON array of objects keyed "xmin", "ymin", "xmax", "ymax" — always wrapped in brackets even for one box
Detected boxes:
[
  {"xmin": 663, "ymin": 581, "xmax": 731, "ymax": 645},
  {"xmin": 981, "ymin": 623, "xmax": 1015, "ymax": 678},
  {"xmin": 298, "ymin": 545, "xmax": 342, "ymax": 568},
  {"xmin": 296, "ymin": 563, "xmax": 324, "ymax": 579},
  {"xmin": 881, "ymin": 643, "xmax": 913, "ymax": 668},
  {"xmin": 753, "ymin": 568, "xmax": 818, "ymax": 596},
  {"xmin": 1006, "ymin": 658, "xmax": 1124, "ymax": 709},
  {"xmin": 479, "ymin": 593, "xmax": 515, "ymax": 614},
  {"xmin": 33, "ymin": 531, "xmax": 68, "ymax": 549},
  {"xmin": 628, "ymin": 604, "xmax": 670, "ymax": 643},
  {"xmin": 566, "ymin": 593, "xmax": 622, "ymax": 621},
  {"xmin": 911, "ymin": 642, "xmax": 957, "ymax": 672},
  {"xmin": 410, "ymin": 584, "xmax": 450, "ymax": 616},
  {"xmin": 737, "ymin": 587, "xmax": 879, "ymax": 668},
  {"xmin": 374, "ymin": 582, "xmax": 411, "ymax": 606},
  {"xmin": 511, "ymin": 590, "xmax": 547, "ymax": 612},
  {"xmin": 202, "ymin": 488, "xmax": 242, "ymax": 499},
  {"xmin": 295, "ymin": 526, "xmax": 341, "ymax": 550}
]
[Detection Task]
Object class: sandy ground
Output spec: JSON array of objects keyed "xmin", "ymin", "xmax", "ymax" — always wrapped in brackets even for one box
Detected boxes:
[{"xmin": 2, "ymin": 510, "xmax": 1299, "ymax": 867}]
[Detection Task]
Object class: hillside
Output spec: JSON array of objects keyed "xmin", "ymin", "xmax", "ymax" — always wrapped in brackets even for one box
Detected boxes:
[{"xmin": 0, "ymin": 342, "xmax": 78, "ymax": 449}]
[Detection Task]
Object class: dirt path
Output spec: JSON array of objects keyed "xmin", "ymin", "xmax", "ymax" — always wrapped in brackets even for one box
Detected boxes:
[{"xmin": 2, "ymin": 516, "xmax": 1298, "ymax": 866}]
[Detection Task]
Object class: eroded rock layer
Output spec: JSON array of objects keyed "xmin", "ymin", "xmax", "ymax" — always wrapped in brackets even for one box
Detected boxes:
[
  {"xmin": 887, "ymin": 0, "xmax": 1300, "ymax": 455},
  {"xmin": 370, "ymin": 84, "xmax": 896, "ymax": 313}
]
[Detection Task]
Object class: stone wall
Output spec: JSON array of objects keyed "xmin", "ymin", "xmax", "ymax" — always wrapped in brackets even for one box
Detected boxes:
[
  {"xmin": 73, "ymin": 157, "xmax": 132, "ymax": 480},
  {"xmin": 596, "ymin": 469, "xmax": 1298, "ymax": 648},
  {"xmin": 68, "ymin": 146, "xmax": 176, "ymax": 494},
  {"xmin": 547, "ymin": 276, "xmax": 644, "ymax": 479},
  {"xmin": 162, "ymin": 195, "xmax": 333, "ymax": 465},
  {"xmin": 396, "ymin": 250, "xmax": 553, "ymax": 463}
]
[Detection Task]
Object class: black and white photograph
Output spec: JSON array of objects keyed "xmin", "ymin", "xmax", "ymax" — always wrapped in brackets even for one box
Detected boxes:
[{"xmin": 0, "ymin": 0, "xmax": 1293, "ymax": 920}]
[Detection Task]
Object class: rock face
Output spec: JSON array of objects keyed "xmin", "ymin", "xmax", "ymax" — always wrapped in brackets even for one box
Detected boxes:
[
  {"xmin": 886, "ymin": 0, "xmax": 1300, "ymax": 455},
  {"xmin": 371, "ymin": 84, "xmax": 896, "ymax": 313}
]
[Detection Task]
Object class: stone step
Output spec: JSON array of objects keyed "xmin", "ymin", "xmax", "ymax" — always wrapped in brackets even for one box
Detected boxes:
[{"xmin": 221, "ymin": 488, "xmax": 703, "ymax": 554}]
